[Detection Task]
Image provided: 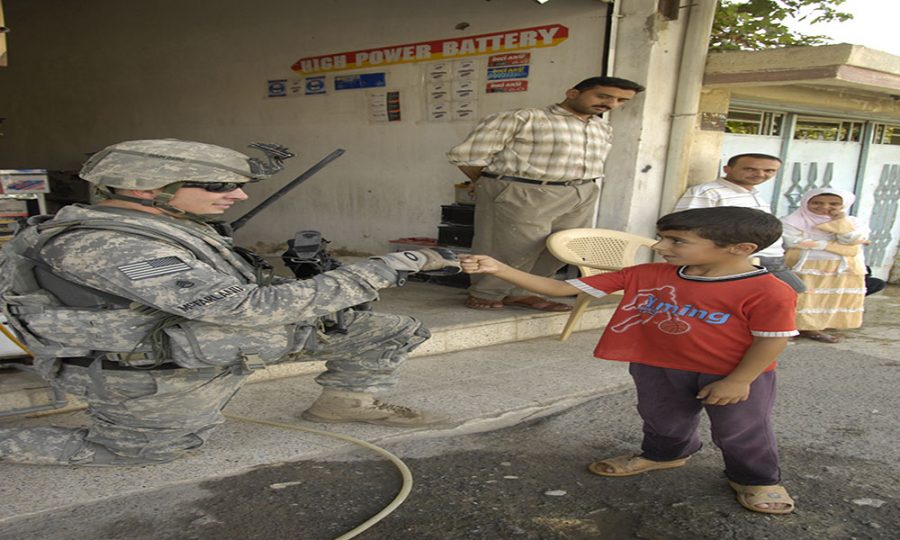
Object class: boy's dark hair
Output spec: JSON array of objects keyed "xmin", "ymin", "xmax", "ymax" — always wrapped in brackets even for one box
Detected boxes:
[
  {"xmin": 657, "ymin": 207, "xmax": 782, "ymax": 253},
  {"xmin": 726, "ymin": 153, "xmax": 782, "ymax": 167},
  {"xmin": 573, "ymin": 76, "xmax": 645, "ymax": 94}
]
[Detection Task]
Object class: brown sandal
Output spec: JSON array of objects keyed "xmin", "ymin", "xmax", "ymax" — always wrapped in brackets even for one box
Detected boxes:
[
  {"xmin": 587, "ymin": 454, "xmax": 689, "ymax": 477},
  {"xmin": 502, "ymin": 295, "xmax": 572, "ymax": 312},
  {"xmin": 728, "ymin": 481, "xmax": 795, "ymax": 514},
  {"xmin": 465, "ymin": 295, "xmax": 504, "ymax": 310}
]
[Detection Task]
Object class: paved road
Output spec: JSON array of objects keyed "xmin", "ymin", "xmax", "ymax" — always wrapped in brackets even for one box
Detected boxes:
[{"xmin": 1, "ymin": 291, "xmax": 898, "ymax": 540}]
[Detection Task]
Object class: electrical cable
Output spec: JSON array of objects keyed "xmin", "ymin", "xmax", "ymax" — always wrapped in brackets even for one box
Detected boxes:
[{"xmin": 224, "ymin": 414, "xmax": 413, "ymax": 540}]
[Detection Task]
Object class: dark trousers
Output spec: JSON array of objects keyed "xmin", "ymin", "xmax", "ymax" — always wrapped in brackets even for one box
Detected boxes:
[{"xmin": 629, "ymin": 363, "xmax": 781, "ymax": 485}]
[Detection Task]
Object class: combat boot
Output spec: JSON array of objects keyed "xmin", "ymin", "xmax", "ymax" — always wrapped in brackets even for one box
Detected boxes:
[{"xmin": 301, "ymin": 389, "xmax": 451, "ymax": 427}]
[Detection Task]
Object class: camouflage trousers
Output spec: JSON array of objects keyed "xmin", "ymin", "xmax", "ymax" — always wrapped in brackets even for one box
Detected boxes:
[
  {"xmin": 0, "ymin": 311, "xmax": 429, "ymax": 465},
  {"xmin": 304, "ymin": 310, "xmax": 431, "ymax": 392}
]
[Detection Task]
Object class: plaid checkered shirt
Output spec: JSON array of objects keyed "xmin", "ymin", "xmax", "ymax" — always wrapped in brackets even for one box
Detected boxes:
[{"xmin": 447, "ymin": 104, "xmax": 613, "ymax": 182}]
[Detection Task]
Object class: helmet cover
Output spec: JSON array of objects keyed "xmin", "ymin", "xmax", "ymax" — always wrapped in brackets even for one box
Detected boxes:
[{"xmin": 80, "ymin": 139, "xmax": 266, "ymax": 190}]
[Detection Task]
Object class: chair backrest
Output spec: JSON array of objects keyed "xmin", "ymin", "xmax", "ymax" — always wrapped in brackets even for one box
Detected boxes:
[{"xmin": 546, "ymin": 228, "xmax": 657, "ymax": 277}]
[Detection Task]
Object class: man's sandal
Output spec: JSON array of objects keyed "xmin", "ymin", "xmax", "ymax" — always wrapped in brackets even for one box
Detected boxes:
[
  {"xmin": 502, "ymin": 295, "xmax": 572, "ymax": 312},
  {"xmin": 587, "ymin": 454, "xmax": 689, "ymax": 477},
  {"xmin": 465, "ymin": 295, "xmax": 504, "ymax": 310},
  {"xmin": 728, "ymin": 481, "xmax": 795, "ymax": 515}
]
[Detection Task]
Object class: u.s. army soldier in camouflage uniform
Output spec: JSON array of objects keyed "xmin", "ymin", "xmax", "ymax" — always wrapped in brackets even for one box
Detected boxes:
[{"xmin": 0, "ymin": 139, "xmax": 459, "ymax": 466}]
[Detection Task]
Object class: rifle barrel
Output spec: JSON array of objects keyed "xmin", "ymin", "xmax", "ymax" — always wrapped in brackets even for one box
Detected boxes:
[{"xmin": 230, "ymin": 148, "xmax": 346, "ymax": 232}]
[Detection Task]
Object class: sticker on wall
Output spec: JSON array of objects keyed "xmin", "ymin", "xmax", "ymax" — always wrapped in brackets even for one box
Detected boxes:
[
  {"xmin": 486, "ymin": 80, "xmax": 529, "ymax": 93},
  {"xmin": 452, "ymin": 101, "xmax": 477, "ymax": 121},
  {"xmin": 486, "ymin": 65, "xmax": 530, "ymax": 81},
  {"xmin": 426, "ymin": 63, "xmax": 452, "ymax": 82},
  {"xmin": 305, "ymin": 76, "xmax": 327, "ymax": 95},
  {"xmin": 488, "ymin": 52, "xmax": 531, "ymax": 67},
  {"xmin": 369, "ymin": 90, "xmax": 401, "ymax": 122},
  {"xmin": 452, "ymin": 80, "xmax": 476, "ymax": 100},
  {"xmin": 428, "ymin": 102, "xmax": 450, "ymax": 122},
  {"xmin": 427, "ymin": 82, "xmax": 451, "ymax": 102},
  {"xmin": 335, "ymin": 72, "xmax": 387, "ymax": 91},
  {"xmin": 453, "ymin": 60, "xmax": 477, "ymax": 80},
  {"xmin": 267, "ymin": 79, "xmax": 288, "ymax": 98}
]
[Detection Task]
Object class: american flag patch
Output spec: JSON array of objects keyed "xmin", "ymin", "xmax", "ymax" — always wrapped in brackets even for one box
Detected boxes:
[{"xmin": 117, "ymin": 256, "xmax": 191, "ymax": 280}]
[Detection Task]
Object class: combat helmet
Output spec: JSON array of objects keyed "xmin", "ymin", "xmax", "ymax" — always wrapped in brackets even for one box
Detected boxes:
[{"xmin": 80, "ymin": 139, "xmax": 293, "ymax": 218}]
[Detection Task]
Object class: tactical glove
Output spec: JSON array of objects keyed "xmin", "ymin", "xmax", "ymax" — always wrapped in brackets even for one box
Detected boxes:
[{"xmin": 370, "ymin": 248, "xmax": 462, "ymax": 278}]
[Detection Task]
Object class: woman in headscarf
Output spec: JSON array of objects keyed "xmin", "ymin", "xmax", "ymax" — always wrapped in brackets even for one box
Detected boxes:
[{"xmin": 782, "ymin": 188, "xmax": 869, "ymax": 343}]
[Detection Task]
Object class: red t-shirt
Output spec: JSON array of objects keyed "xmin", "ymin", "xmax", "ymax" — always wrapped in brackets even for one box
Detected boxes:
[{"xmin": 570, "ymin": 263, "xmax": 798, "ymax": 375}]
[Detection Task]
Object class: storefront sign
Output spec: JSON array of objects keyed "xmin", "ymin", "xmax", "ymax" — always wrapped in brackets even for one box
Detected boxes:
[
  {"xmin": 267, "ymin": 79, "xmax": 288, "ymax": 98},
  {"xmin": 292, "ymin": 24, "xmax": 568, "ymax": 74},
  {"xmin": 305, "ymin": 76, "xmax": 327, "ymax": 95},
  {"xmin": 486, "ymin": 80, "xmax": 529, "ymax": 93},
  {"xmin": 486, "ymin": 65, "xmax": 530, "ymax": 80},
  {"xmin": 334, "ymin": 72, "xmax": 386, "ymax": 90},
  {"xmin": 488, "ymin": 52, "xmax": 531, "ymax": 67}
]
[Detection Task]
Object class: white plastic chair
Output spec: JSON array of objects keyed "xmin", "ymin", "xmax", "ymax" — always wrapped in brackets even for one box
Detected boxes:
[{"xmin": 546, "ymin": 228, "xmax": 656, "ymax": 340}]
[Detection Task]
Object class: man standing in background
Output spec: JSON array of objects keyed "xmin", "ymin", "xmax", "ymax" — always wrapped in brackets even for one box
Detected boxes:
[
  {"xmin": 673, "ymin": 153, "xmax": 806, "ymax": 292},
  {"xmin": 447, "ymin": 76, "xmax": 645, "ymax": 311}
]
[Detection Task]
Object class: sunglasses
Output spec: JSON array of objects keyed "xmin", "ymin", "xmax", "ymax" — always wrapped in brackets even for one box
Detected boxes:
[{"xmin": 181, "ymin": 182, "xmax": 244, "ymax": 193}]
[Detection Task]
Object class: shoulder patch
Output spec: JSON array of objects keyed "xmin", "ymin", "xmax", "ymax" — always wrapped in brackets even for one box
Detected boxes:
[{"xmin": 118, "ymin": 256, "xmax": 192, "ymax": 280}]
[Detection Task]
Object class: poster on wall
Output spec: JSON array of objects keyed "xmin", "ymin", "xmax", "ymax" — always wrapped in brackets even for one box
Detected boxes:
[
  {"xmin": 428, "ymin": 102, "xmax": 450, "ymax": 122},
  {"xmin": 369, "ymin": 90, "xmax": 401, "ymax": 122},
  {"xmin": 488, "ymin": 52, "xmax": 531, "ymax": 67},
  {"xmin": 304, "ymin": 76, "xmax": 327, "ymax": 95},
  {"xmin": 0, "ymin": 169, "xmax": 49, "ymax": 194},
  {"xmin": 452, "ymin": 80, "xmax": 476, "ymax": 100},
  {"xmin": 484, "ymin": 52, "xmax": 530, "ymax": 93},
  {"xmin": 426, "ymin": 62, "xmax": 452, "ymax": 82},
  {"xmin": 452, "ymin": 100, "xmax": 477, "ymax": 121},
  {"xmin": 486, "ymin": 65, "xmax": 530, "ymax": 80},
  {"xmin": 267, "ymin": 79, "xmax": 288, "ymax": 98},
  {"xmin": 427, "ymin": 82, "xmax": 450, "ymax": 102},
  {"xmin": 453, "ymin": 60, "xmax": 477, "ymax": 80},
  {"xmin": 425, "ymin": 58, "xmax": 482, "ymax": 122},
  {"xmin": 335, "ymin": 72, "xmax": 386, "ymax": 91},
  {"xmin": 486, "ymin": 80, "xmax": 529, "ymax": 93}
]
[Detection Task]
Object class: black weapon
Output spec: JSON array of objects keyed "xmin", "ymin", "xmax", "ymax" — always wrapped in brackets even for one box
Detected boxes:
[
  {"xmin": 230, "ymin": 148, "xmax": 346, "ymax": 232},
  {"xmin": 281, "ymin": 230, "xmax": 341, "ymax": 279}
]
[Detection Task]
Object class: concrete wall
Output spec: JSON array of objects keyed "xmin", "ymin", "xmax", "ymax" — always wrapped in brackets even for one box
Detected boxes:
[
  {"xmin": 596, "ymin": 0, "xmax": 687, "ymax": 239},
  {"xmin": 683, "ymin": 88, "xmax": 730, "ymax": 189},
  {"xmin": 0, "ymin": 0, "xmax": 621, "ymax": 254}
]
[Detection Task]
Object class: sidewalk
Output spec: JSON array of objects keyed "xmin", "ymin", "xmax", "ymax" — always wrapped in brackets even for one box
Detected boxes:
[{"xmin": 0, "ymin": 281, "xmax": 629, "ymax": 523}]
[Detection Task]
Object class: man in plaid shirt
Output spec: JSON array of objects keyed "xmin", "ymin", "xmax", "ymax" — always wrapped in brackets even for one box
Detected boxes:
[{"xmin": 447, "ymin": 76, "xmax": 644, "ymax": 311}]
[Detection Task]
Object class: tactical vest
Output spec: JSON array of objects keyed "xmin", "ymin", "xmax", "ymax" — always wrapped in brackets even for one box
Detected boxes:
[{"xmin": 0, "ymin": 207, "xmax": 311, "ymax": 370}]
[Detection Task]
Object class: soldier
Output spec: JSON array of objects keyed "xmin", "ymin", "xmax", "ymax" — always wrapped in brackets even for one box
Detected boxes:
[{"xmin": 0, "ymin": 139, "xmax": 459, "ymax": 466}]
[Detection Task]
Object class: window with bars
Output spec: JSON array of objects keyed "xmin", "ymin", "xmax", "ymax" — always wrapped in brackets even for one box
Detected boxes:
[
  {"xmin": 725, "ymin": 109, "xmax": 900, "ymax": 146},
  {"xmin": 725, "ymin": 109, "xmax": 783, "ymax": 136},
  {"xmin": 873, "ymin": 124, "xmax": 900, "ymax": 145},
  {"xmin": 794, "ymin": 116, "xmax": 863, "ymax": 142}
]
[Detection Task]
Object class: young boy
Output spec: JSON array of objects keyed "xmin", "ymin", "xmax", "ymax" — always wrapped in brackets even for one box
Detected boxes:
[{"xmin": 460, "ymin": 207, "xmax": 799, "ymax": 514}]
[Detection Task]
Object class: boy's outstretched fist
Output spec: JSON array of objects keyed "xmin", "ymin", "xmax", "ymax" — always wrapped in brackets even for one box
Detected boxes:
[{"xmin": 460, "ymin": 254, "xmax": 508, "ymax": 275}]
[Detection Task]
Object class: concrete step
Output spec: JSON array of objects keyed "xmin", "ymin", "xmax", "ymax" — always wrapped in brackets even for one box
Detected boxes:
[{"xmin": 0, "ymin": 282, "xmax": 619, "ymax": 415}]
